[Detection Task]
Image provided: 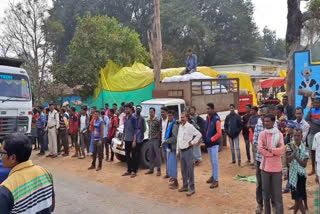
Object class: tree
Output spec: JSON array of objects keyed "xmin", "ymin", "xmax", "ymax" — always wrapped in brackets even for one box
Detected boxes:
[
  {"xmin": 0, "ymin": 0, "xmax": 52, "ymax": 104},
  {"xmin": 60, "ymin": 14, "xmax": 150, "ymax": 98},
  {"xmin": 286, "ymin": 0, "xmax": 320, "ymax": 104},
  {"xmin": 148, "ymin": 0, "xmax": 162, "ymax": 89},
  {"xmin": 257, "ymin": 27, "xmax": 286, "ymax": 59}
]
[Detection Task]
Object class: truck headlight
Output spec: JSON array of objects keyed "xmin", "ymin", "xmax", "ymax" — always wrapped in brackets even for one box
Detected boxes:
[{"xmin": 18, "ymin": 126, "xmax": 27, "ymax": 133}]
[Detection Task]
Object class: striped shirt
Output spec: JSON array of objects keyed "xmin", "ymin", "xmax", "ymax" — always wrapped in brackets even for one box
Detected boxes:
[{"xmin": 0, "ymin": 160, "xmax": 54, "ymax": 213}]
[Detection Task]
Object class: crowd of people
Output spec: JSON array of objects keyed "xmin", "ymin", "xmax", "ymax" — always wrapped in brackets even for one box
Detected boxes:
[{"xmin": 29, "ymin": 96, "xmax": 320, "ymax": 213}]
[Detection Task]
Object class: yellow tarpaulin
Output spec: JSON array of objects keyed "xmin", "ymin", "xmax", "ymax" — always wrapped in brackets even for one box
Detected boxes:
[{"xmin": 95, "ymin": 61, "xmax": 257, "ymax": 106}]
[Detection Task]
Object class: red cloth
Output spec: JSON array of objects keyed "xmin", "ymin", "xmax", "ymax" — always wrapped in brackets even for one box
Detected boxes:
[
  {"xmin": 211, "ymin": 120, "xmax": 222, "ymax": 143},
  {"xmin": 260, "ymin": 78, "xmax": 285, "ymax": 88},
  {"xmin": 249, "ymin": 128, "xmax": 254, "ymax": 143},
  {"xmin": 69, "ymin": 112, "xmax": 79, "ymax": 134},
  {"xmin": 108, "ymin": 115, "xmax": 119, "ymax": 140}
]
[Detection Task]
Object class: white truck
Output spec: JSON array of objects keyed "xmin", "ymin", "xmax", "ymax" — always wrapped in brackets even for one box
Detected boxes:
[{"xmin": 0, "ymin": 57, "xmax": 32, "ymax": 141}]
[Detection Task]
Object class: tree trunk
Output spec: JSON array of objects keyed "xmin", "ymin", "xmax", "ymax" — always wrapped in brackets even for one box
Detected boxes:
[
  {"xmin": 147, "ymin": 0, "xmax": 162, "ymax": 90},
  {"xmin": 286, "ymin": 0, "xmax": 303, "ymax": 105}
]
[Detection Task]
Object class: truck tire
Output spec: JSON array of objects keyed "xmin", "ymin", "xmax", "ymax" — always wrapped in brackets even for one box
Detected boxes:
[
  {"xmin": 115, "ymin": 153, "xmax": 126, "ymax": 162},
  {"xmin": 139, "ymin": 141, "xmax": 150, "ymax": 169}
]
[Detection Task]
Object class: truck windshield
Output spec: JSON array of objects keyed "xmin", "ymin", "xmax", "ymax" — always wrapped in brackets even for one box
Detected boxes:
[
  {"xmin": 0, "ymin": 73, "xmax": 31, "ymax": 101},
  {"xmin": 140, "ymin": 104, "xmax": 163, "ymax": 119}
]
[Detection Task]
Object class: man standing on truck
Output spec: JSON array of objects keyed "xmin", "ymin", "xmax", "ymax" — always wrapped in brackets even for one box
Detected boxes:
[
  {"xmin": 203, "ymin": 103, "xmax": 222, "ymax": 189},
  {"xmin": 242, "ymin": 104, "xmax": 252, "ymax": 164},
  {"xmin": 160, "ymin": 107, "xmax": 169, "ymax": 179},
  {"xmin": 177, "ymin": 112, "xmax": 202, "ymax": 196},
  {"xmin": 46, "ymin": 103, "xmax": 59, "ymax": 158},
  {"xmin": 181, "ymin": 49, "xmax": 197, "ymax": 75},
  {"xmin": 122, "ymin": 104, "xmax": 137, "ymax": 177},
  {"xmin": 146, "ymin": 107, "xmax": 162, "ymax": 176},
  {"xmin": 225, "ymin": 104, "xmax": 242, "ymax": 167}
]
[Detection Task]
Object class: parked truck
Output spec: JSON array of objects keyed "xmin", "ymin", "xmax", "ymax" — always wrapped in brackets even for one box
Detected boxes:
[
  {"xmin": 112, "ymin": 78, "xmax": 240, "ymax": 168},
  {"xmin": 0, "ymin": 57, "xmax": 32, "ymax": 142}
]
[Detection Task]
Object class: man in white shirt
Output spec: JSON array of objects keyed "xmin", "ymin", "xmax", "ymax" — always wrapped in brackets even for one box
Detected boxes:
[
  {"xmin": 161, "ymin": 107, "xmax": 169, "ymax": 179},
  {"xmin": 79, "ymin": 107, "xmax": 90, "ymax": 159},
  {"xmin": 177, "ymin": 112, "xmax": 202, "ymax": 196},
  {"xmin": 46, "ymin": 103, "xmax": 59, "ymax": 158},
  {"xmin": 294, "ymin": 107, "xmax": 310, "ymax": 143}
]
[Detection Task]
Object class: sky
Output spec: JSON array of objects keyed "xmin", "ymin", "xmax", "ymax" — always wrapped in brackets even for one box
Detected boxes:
[{"xmin": 0, "ymin": 0, "xmax": 308, "ymax": 39}]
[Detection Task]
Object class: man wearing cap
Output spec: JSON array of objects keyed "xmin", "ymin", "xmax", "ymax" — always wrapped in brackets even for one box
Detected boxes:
[{"xmin": 46, "ymin": 102, "xmax": 59, "ymax": 158}]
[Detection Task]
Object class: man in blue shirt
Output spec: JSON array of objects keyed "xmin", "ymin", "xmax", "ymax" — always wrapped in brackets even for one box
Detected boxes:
[
  {"xmin": 36, "ymin": 106, "xmax": 47, "ymax": 156},
  {"xmin": 182, "ymin": 49, "xmax": 197, "ymax": 75}
]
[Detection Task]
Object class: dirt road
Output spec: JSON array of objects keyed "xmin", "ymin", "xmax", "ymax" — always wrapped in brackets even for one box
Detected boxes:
[{"xmin": 32, "ymin": 138, "xmax": 317, "ymax": 214}]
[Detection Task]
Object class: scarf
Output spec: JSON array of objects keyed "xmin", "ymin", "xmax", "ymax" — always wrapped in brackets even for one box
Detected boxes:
[
  {"xmin": 165, "ymin": 119, "xmax": 176, "ymax": 149},
  {"xmin": 265, "ymin": 127, "xmax": 280, "ymax": 148},
  {"xmin": 289, "ymin": 143, "xmax": 307, "ymax": 189}
]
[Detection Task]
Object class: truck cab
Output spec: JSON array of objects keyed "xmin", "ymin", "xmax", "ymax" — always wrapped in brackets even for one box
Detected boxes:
[
  {"xmin": 0, "ymin": 58, "xmax": 32, "ymax": 142},
  {"xmin": 112, "ymin": 98, "xmax": 185, "ymax": 168}
]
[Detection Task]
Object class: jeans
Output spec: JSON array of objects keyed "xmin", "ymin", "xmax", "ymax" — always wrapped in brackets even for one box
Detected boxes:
[
  {"xmin": 149, "ymin": 139, "xmax": 161, "ymax": 172},
  {"xmin": 125, "ymin": 141, "xmax": 134, "ymax": 173},
  {"xmin": 92, "ymin": 140, "xmax": 103, "ymax": 167},
  {"xmin": 89, "ymin": 132, "xmax": 94, "ymax": 153},
  {"xmin": 79, "ymin": 131, "xmax": 88, "ymax": 156},
  {"xmin": 180, "ymin": 147, "xmax": 194, "ymax": 191},
  {"xmin": 207, "ymin": 145, "xmax": 219, "ymax": 181},
  {"xmin": 168, "ymin": 151, "xmax": 177, "ymax": 179},
  {"xmin": 243, "ymin": 135, "xmax": 251, "ymax": 162},
  {"xmin": 261, "ymin": 171, "xmax": 283, "ymax": 214},
  {"xmin": 256, "ymin": 161, "xmax": 263, "ymax": 207},
  {"xmin": 229, "ymin": 136, "xmax": 241, "ymax": 163},
  {"xmin": 37, "ymin": 128, "xmax": 45, "ymax": 153},
  {"xmin": 59, "ymin": 129, "xmax": 69, "ymax": 155},
  {"xmin": 132, "ymin": 143, "xmax": 142, "ymax": 173},
  {"xmin": 104, "ymin": 138, "xmax": 114, "ymax": 160},
  {"xmin": 193, "ymin": 144, "xmax": 202, "ymax": 162}
]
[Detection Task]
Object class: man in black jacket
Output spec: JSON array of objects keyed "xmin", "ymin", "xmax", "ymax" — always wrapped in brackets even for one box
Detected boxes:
[
  {"xmin": 224, "ymin": 104, "xmax": 242, "ymax": 166},
  {"xmin": 283, "ymin": 95, "xmax": 295, "ymax": 120}
]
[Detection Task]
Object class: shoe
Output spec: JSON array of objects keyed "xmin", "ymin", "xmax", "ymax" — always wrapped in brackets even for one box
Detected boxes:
[
  {"xmin": 282, "ymin": 189, "xmax": 290, "ymax": 194},
  {"xmin": 96, "ymin": 166, "xmax": 102, "ymax": 171},
  {"xmin": 206, "ymin": 176, "xmax": 213, "ymax": 184},
  {"xmin": 131, "ymin": 173, "xmax": 137, "ymax": 178},
  {"xmin": 145, "ymin": 171, "xmax": 154, "ymax": 175},
  {"xmin": 88, "ymin": 165, "xmax": 95, "ymax": 170},
  {"xmin": 122, "ymin": 172, "xmax": 131, "ymax": 176},
  {"xmin": 157, "ymin": 171, "xmax": 161, "ymax": 176},
  {"xmin": 255, "ymin": 205, "xmax": 263, "ymax": 214},
  {"xmin": 79, "ymin": 155, "xmax": 85, "ymax": 159},
  {"xmin": 230, "ymin": 161, "xmax": 236, "ymax": 164},
  {"xmin": 169, "ymin": 178, "xmax": 174, "ymax": 182},
  {"xmin": 169, "ymin": 179, "xmax": 179, "ymax": 189},
  {"xmin": 62, "ymin": 153, "xmax": 69, "ymax": 157},
  {"xmin": 178, "ymin": 187, "xmax": 188, "ymax": 192},
  {"xmin": 246, "ymin": 160, "xmax": 251, "ymax": 164},
  {"xmin": 186, "ymin": 190, "xmax": 195, "ymax": 197},
  {"xmin": 71, "ymin": 154, "xmax": 77, "ymax": 158},
  {"xmin": 163, "ymin": 175, "xmax": 170, "ymax": 179},
  {"xmin": 194, "ymin": 161, "xmax": 201, "ymax": 166},
  {"xmin": 37, "ymin": 152, "xmax": 45, "ymax": 156},
  {"xmin": 46, "ymin": 154, "xmax": 53, "ymax": 158},
  {"xmin": 51, "ymin": 155, "xmax": 58, "ymax": 158},
  {"xmin": 210, "ymin": 180, "xmax": 219, "ymax": 189},
  {"xmin": 238, "ymin": 162, "xmax": 242, "ymax": 167}
]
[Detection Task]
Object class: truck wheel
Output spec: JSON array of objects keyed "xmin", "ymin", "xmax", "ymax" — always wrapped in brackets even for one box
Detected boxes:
[
  {"xmin": 115, "ymin": 153, "xmax": 126, "ymax": 162},
  {"xmin": 139, "ymin": 141, "xmax": 150, "ymax": 169}
]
